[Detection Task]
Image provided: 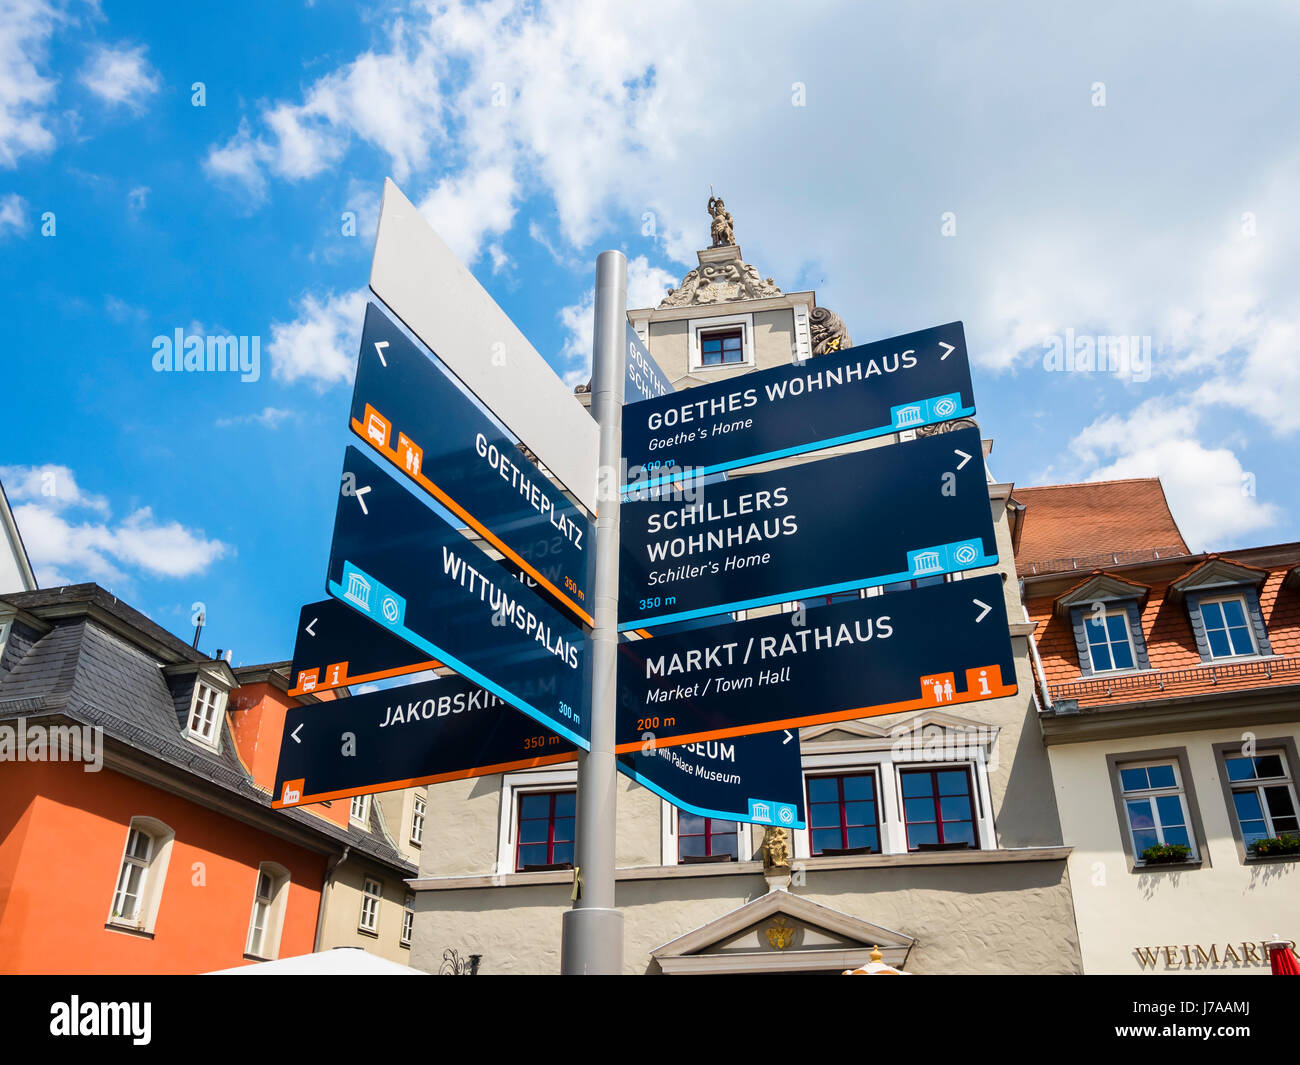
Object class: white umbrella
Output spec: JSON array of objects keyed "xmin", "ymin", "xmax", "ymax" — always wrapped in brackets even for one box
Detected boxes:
[{"xmin": 208, "ymin": 947, "xmax": 429, "ymax": 976}]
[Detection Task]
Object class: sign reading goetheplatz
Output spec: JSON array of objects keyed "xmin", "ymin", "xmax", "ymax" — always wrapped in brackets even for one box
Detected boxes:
[
  {"xmin": 621, "ymin": 322, "xmax": 973, "ymax": 490},
  {"xmin": 350, "ymin": 300, "xmax": 595, "ymax": 622}
]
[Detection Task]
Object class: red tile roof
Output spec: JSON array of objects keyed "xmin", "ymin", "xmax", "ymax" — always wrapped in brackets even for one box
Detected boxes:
[{"xmin": 1013, "ymin": 478, "xmax": 1189, "ymax": 570}]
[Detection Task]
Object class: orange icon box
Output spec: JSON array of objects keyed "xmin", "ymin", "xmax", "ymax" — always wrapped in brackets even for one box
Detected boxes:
[
  {"xmin": 396, "ymin": 433, "xmax": 423, "ymax": 476},
  {"xmin": 296, "ymin": 669, "xmax": 319, "ymax": 692},
  {"xmin": 363, "ymin": 404, "xmax": 391, "ymax": 449}
]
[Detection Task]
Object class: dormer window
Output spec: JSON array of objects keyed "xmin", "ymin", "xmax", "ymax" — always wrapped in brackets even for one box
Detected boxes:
[
  {"xmin": 1055, "ymin": 572, "xmax": 1151, "ymax": 678},
  {"xmin": 185, "ymin": 679, "xmax": 226, "ymax": 747},
  {"xmin": 1083, "ymin": 609, "xmax": 1137, "ymax": 673},
  {"xmin": 1172, "ymin": 557, "xmax": 1273, "ymax": 664}
]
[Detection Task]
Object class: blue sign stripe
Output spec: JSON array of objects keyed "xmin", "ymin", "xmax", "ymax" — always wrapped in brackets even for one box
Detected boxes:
[
  {"xmin": 618, "ymin": 554, "xmax": 995, "ymax": 631},
  {"xmin": 616, "ymin": 760, "xmax": 806, "ymax": 829}
]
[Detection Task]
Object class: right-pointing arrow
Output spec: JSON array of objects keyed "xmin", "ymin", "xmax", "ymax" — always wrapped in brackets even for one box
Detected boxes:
[
  {"xmin": 939, "ymin": 341, "xmax": 955, "ymax": 360},
  {"xmin": 783, "ymin": 730, "xmax": 793, "ymax": 745},
  {"xmin": 954, "ymin": 448, "xmax": 972, "ymax": 470},
  {"xmin": 973, "ymin": 599, "xmax": 992, "ymax": 623}
]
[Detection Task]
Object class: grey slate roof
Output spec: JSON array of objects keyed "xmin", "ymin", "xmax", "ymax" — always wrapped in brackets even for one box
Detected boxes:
[{"xmin": 0, "ymin": 586, "xmax": 414, "ymax": 876}]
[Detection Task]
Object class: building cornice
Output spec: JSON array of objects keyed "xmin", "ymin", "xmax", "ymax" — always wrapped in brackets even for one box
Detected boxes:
[
  {"xmin": 629, "ymin": 290, "xmax": 818, "ymax": 325},
  {"xmin": 1040, "ymin": 681, "xmax": 1300, "ymax": 745},
  {"xmin": 407, "ymin": 846, "xmax": 1071, "ymax": 892}
]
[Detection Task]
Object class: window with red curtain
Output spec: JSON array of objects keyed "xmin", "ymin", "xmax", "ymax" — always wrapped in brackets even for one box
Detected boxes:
[
  {"xmin": 900, "ymin": 768, "xmax": 978, "ymax": 850},
  {"xmin": 678, "ymin": 814, "xmax": 739, "ymax": 862},
  {"xmin": 806, "ymin": 773, "xmax": 880, "ymax": 855}
]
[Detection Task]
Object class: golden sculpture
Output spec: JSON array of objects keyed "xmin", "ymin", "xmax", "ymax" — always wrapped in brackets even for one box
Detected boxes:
[
  {"xmin": 766, "ymin": 917, "xmax": 795, "ymax": 950},
  {"xmin": 762, "ymin": 826, "xmax": 792, "ymax": 871}
]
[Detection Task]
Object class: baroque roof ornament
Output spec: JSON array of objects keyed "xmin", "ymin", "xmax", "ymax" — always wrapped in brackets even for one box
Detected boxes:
[{"xmin": 659, "ymin": 193, "xmax": 784, "ymax": 308}]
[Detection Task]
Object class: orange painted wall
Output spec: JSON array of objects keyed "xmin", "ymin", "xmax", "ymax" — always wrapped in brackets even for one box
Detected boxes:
[
  {"xmin": 228, "ymin": 682, "xmax": 350, "ymax": 830},
  {"xmin": 0, "ymin": 760, "xmax": 328, "ymax": 974}
]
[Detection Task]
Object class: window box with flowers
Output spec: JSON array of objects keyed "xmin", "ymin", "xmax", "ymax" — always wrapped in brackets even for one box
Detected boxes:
[
  {"xmin": 1139, "ymin": 842, "xmax": 1192, "ymax": 865},
  {"xmin": 1249, "ymin": 834, "xmax": 1300, "ymax": 858}
]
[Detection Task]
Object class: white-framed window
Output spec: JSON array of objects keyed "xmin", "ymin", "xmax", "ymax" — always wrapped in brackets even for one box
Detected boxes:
[
  {"xmin": 185, "ymin": 679, "xmax": 226, "ymax": 747},
  {"xmin": 660, "ymin": 803, "xmax": 748, "ymax": 865},
  {"xmin": 410, "ymin": 793, "xmax": 426, "ymax": 846},
  {"xmin": 246, "ymin": 862, "xmax": 289, "ymax": 959},
  {"xmin": 1198, "ymin": 594, "xmax": 1257, "ymax": 659},
  {"xmin": 401, "ymin": 895, "xmax": 414, "ymax": 948},
  {"xmin": 496, "ymin": 767, "xmax": 578, "ymax": 874},
  {"xmin": 359, "ymin": 877, "xmax": 382, "ymax": 934},
  {"xmin": 793, "ymin": 745, "xmax": 996, "ymax": 860},
  {"xmin": 0, "ymin": 607, "xmax": 14, "ymax": 667},
  {"xmin": 687, "ymin": 312, "xmax": 754, "ymax": 372},
  {"xmin": 107, "ymin": 817, "xmax": 175, "ymax": 934},
  {"xmin": 1084, "ymin": 608, "xmax": 1138, "ymax": 673},
  {"xmin": 1225, "ymin": 752, "xmax": 1299, "ymax": 849},
  {"xmin": 349, "ymin": 794, "xmax": 371, "ymax": 825},
  {"xmin": 1117, "ymin": 761, "xmax": 1197, "ymax": 862}
]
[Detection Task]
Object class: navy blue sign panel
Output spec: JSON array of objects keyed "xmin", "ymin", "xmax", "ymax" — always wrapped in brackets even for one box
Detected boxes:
[
  {"xmin": 620, "ymin": 426, "xmax": 995, "ymax": 629},
  {"xmin": 625, "ymin": 323, "xmax": 673, "ymax": 404},
  {"xmin": 614, "ymin": 573, "xmax": 1016, "ymax": 752},
  {"xmin": 273, "ymin": 675, "xmax": 578, "ymax": 808},
  {"xmin": 350, "ymin": 301, "xmax": 595, "ymax": 624},
  {"xmin": 621, "ymin": 729, "xmax": 806, "ymax": 829},
  {"xmin": 288, "ymin": 599, "xmax": 438, "ymax": 697},
  {"xmin": 327, "ymin": 446, "xmax": 591, "ymax": 750},
  {"xmin": 621, "ymin": 322, "xmax": 973, "ymax": 490}
]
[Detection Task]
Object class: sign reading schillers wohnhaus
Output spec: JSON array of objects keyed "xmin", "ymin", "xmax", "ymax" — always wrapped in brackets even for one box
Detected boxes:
[{"xmin": 405, "ymin": 196, "xmax": 1083, "ymax": 975}]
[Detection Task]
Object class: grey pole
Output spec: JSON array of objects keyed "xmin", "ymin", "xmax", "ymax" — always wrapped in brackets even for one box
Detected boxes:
[{"xmin": 560, "ymin": 250, "xmax": 627, "ymax": 975}]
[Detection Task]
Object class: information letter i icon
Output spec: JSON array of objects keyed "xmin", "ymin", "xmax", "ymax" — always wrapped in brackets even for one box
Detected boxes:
[{"xmin": 977, "ymin": 669, "xmax": 991, "ymax": 696}]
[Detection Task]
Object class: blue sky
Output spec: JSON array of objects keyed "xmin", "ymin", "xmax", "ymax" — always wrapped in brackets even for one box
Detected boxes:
[{"xmin": 1, "ymin": 0, "xmax": 1297, "ymax": 666}]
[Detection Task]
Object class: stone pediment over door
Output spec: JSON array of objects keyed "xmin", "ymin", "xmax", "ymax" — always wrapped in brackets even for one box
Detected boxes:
[{"xmin": 651, "ymin": 890, "xmax": 914, "ymax": 975}]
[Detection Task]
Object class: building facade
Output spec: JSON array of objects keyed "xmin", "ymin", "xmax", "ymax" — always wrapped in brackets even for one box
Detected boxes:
[
  {"xmin": 408, "ymin": 202, "xmax": 1083, "ymax": 974},
  {"xmin": 0, "ymin": 584, "xmax": 416, "ymax": 973},
  {"xmin": 1017, "ymin": 481, "xmax": 1300, "ymax": 974}
]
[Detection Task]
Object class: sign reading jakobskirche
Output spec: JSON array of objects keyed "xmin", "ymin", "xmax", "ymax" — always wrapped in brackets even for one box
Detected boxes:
[
  {"xmin": 614, "ymin": 573, "xmax": 1016, "ymax": 751},
  {"xmin": 273, "ymin": 675, "xmax": 578, "ymax": 808},
  {"xmin": 288, "ymin": 598, "xmax": 438, "ymax": 697},
  {"xmin": 621, "ymin": 322, "xmax": 973, "ymax": 490},
  {"xmin": 327, "ymin": 446, "xmax": 591, "ymax": 750},
  {"xmin": 620, "ymin": 426, "xmax": 995, "ymax": 629},
  {"xmin": 620, "ymin": 728, "xmax": 806, "ymax": 828},
  {"xmin": 625, "ymin": 323, "xmax": 673, "ymax": 405},
  {"xmin": 350, "ymin": 301, "xmax": 595, "ymax": 623}
]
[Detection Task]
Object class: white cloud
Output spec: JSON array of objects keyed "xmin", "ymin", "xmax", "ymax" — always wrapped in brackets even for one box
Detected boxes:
[
  {"xmin": 79, "ymin": 43, "xmax": 160, "ymax": 111},
  {"xmin": 1, "ymin": 462, "xmax": 108, "ymax": 513},
  {"xmin": 126, "ymin": 184, "xmax": 148, "ymax": 213},
  {"xmin": 215, "ymin": 407, "xmax": 296, "ymax": 430},
  {"xmin": 268, "ymin": 287, "xmax": 367, "ymax": 388},
  {"xmin": 416, "ymin": 164, "xmax": 517, "ymax": 266},
  {"xmin": 1061, "ymin": 400, "xmax": 1281, "ymax": 550},
  {"xmin": 0, "ymin": 0, "xmax": 61, "ymax": 167},
  {"xmin": 3, "ymin": 465, "xmax": 230, "ymax": 588},
  {"xmin": 0, "ymin": 192, "xmax": 25, "ymax": 236},
  {"xmin": 202, "ymin": 121, "xmax": 270, "ymax": 201}
]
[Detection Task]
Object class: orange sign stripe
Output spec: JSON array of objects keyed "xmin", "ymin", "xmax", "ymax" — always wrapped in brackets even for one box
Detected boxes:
[
  {"xmin": 351, "ymin": 416, "xmax": 594, "ymax": 627},
  {"xmin": 272, "ymin": 750, "xmax": 578, "ymax": 808}
]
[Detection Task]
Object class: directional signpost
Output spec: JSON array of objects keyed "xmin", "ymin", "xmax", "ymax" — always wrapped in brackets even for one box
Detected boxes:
[
  {"xmin": 350, "ymin": 300, "xmax": 595, "ymax": 623},
  {"xmin": 620, "ymin": 425, "xmax": 995, "ymax": 629},
  {"xmin": 327, "ymin": 445, "xmax": 591, "ymax": 750},
  {"xmin": 615, "ymin": 573, "xmax": 1016, "ymax": 751},
  {"xmin": 287, "ymin": 598, "xmax": 438, "ymax": 697},
  {"xmin": 279, "ymin": 175, "xmax": 1019, "ymax": 978},
  {"xmin": 621, "ymin": 321, "xmax": 972, "ymax": 490}
]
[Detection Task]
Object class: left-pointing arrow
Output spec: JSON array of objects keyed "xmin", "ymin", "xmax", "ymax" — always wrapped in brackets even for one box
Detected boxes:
[
  {"xmin": 374, "ymin": 340, "xmax": 389, "ymax": 366},
  {"xmin": 291, "ymin": 723, "xmax": 303, "ymax": 744}
]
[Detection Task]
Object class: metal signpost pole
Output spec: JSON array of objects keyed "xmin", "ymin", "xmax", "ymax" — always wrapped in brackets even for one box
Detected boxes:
[{"xmin": 561, "ymin": 250, "xmax": 627, "ymax": 975}]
